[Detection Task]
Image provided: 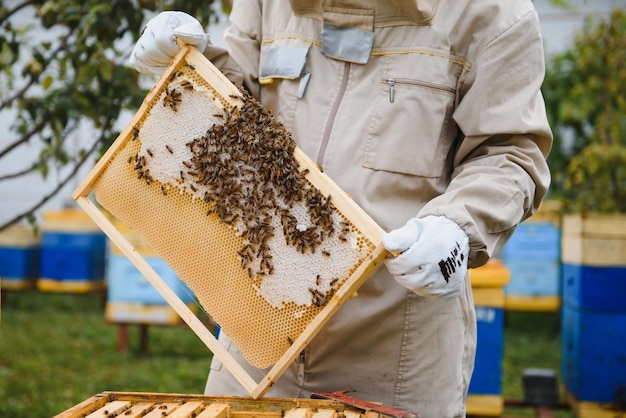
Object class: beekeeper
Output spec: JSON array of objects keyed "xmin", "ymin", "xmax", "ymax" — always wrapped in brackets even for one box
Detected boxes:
[{"xmin": 130, "ymin": 1, "xmax": 552, "ymax": 417}]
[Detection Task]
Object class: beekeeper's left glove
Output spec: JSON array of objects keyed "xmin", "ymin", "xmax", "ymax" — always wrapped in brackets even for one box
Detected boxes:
[
  {"xmin": 129, "ymin": 11, "xmax": 208, "ymax": 75},
  {"xmin": 383, "ymin": 216, "xmax": 469, "ymax": 301}
]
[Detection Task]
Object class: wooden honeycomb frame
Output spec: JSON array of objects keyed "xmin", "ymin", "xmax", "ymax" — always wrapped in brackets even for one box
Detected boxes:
[
  {"xmin": 72, "ymin": 44, "xmax": 388, "ymax": 398},
  {"xmin": 55, "ymin": 391, "xmax": 379, "ymax": 418}
]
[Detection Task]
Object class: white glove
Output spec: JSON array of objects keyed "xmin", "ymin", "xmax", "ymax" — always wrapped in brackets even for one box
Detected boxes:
[
  {"xmin": 383, "ymin": 216, "xmax": 469, "ymax": 301},
  {"xmin": 129, "ymin": 11, "xmax": 208, "ymax": 75}
]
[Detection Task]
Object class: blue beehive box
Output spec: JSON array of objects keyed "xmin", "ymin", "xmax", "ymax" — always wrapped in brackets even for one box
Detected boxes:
[
  {"xmin": 499, "ymin": 222, "xmax": 561, "ymax": 261},
  {"xmin": 0, "ymin": 225, "xmax": 40, "ymax": 289},
  {"xmin": 0, "ymin": 247, "xmax": 40, "ymax": 279},
  {"xmin": 561, "ymin": 303, "xmax": 626, "ymax": 403},
  {"xmin": 107, "ymin": 253, "xmax": 195, "ymax": 305},
  {"xmin": 562, "ymin": 263, "xmax": 626, "ymax": 311},
  {"xmin": 40, "ymin": 230, "xmax": 106, "ymax": 281},
  {"xmin": 466, "ymin": 260, "xmax": 510, "ymax": 417},
  {"xmin": 504, "ymin": 259, "xmax": 561, "ymax": 297},
  {"xmin": 560, "ymin": 214, "xmax": 626, "ymax": 405},
  {"xmin": 106, "ymin": 219, "xmax": 196, "ymax": 305},
  {"xmin": 498, "ymin": 206, "xmax": 562, "ymax": 310},
  {"xmin": 38, "ymin": 210, "xmax": 106, "ymax": 292},
  {"xmin": 469, "ymin": 306, "xmax": 505, "ymax": 395}
]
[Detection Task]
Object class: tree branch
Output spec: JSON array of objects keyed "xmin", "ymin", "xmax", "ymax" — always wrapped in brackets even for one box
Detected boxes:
[
  {"xmin": 0, "ymin": 120, "xmax": 111, "ymax": 231},
  {"xmin": 0, "ymin": 118, "xmax": 47, "ymax": 159},
  {"xmin": 0, "ymin": 75, "xmax": 37, "ymax": 112},
  {"xmin": 0, "ymin": 119, "xmax": 79, "ymax": 180},
  {"xmin": 1, "ymin": 0, "xmax": 38, "ymax": 21},
  {"xmin": 0, "ymin": 165, "xmax": 38, "ymax": 182}
]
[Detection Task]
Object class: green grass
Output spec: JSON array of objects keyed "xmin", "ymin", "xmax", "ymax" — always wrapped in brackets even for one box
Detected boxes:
[
  {"xmin": 0, "ymin": 291, "xmax": 573, "ymax": 418},
  {"xmin": 0, "ymin": 291, "xmax": 211, "ymax": 417},
  {"xmin": 500, "ymin": 311, "xmax": 573, "ymax": 417}
]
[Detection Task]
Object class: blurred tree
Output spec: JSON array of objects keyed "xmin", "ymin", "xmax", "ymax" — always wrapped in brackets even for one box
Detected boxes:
[
  {"xmin": 0, "ymin": 0, "xmax": 228, "ymax": 230},
  {"xmin": 543, "ymin": 8, "xmax": 626, "ymax": 213}
]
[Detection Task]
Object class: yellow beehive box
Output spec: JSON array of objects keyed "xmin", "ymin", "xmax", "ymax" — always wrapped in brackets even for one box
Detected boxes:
[
  {"xmin": 561, "ymin": 213, "xmax": 626, "ymax": 266},
  {"xmin": 527, "ymin": 199, "xmax": 563, "ymax": 227},
  {"xmin": 566, "ymin": 390, "xmax": 626, "ymax": 418},
  {"xmin": 470, "ymin": 259, "xmax": 510, "ymax": 308},
  {"xmin": 41, "ymin": 208, "xmax": 102, "ymax": 233},
  {"xmin": 0, "ymin": 224, "xmax": 40, "ymax": 247}
]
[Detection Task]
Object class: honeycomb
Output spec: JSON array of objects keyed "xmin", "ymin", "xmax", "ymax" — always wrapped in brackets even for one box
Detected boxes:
[{"xmin": 90, "ymin": 50, "xmax": 382, "ymax": 370}]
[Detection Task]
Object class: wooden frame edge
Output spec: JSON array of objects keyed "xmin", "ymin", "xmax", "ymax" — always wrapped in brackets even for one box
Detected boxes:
[{"xmin": 74, "ymin": 195, "xmax": 260, "ymax": 395}]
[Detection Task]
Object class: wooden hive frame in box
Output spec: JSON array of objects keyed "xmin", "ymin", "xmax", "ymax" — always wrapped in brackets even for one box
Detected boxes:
[
  {"xmin": 72, "ymin": 44, "xmax": 388, "ymax": 398},
  {"xmin": 55, "ymin": 391, "xmax": 386, "ymax": 418}
]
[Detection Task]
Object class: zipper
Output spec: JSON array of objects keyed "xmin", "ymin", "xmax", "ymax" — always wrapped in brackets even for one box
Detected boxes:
[
  {"xmin": 384, "ymin": 78, "xmax": 455, "ymax": 103},
  {"xmin": 386, "ymin": 78, "xmax": 395, "ymax": 103},
  {"xmin": 316, "ymin": 61, "xmax": 351, "ymax": 171}
]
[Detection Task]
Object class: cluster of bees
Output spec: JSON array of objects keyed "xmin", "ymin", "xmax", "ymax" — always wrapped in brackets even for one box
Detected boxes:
[{"xmin": 131, "ymin": 75, "xmax": 353, "ymax": 307}]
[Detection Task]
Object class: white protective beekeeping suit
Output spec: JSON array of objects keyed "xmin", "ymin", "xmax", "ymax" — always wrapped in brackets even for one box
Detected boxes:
[{"xmin": 130, "ymin": 1, "xmax": 552, "ymax": 416}]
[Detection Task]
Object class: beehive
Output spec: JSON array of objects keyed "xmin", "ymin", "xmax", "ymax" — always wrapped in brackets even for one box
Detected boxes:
[
  {"xmin": 72, "ymin": 45, "xmax": 387, "ymax": 398},
  {"xmin": 38, "ymin": 209, "xmax": 107, "ymax": 292},
  {"xmin": 54, "ymin": 391, "xmax": 387, "ymax": 418},
  {"xmin": 0, "ymin": 224, "xmax": 40, "ymax": 290}
]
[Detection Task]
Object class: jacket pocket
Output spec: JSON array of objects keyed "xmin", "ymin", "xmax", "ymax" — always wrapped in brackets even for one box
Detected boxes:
[
  {"xmin": 258, "ymin": 39, "xmax": 312, "ymax": 131},
  {"xmin": 363, "ymin": 55, "xmax": 459, "ymax": 178}
]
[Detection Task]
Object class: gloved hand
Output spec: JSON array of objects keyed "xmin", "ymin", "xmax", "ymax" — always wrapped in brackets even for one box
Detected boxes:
[
  {"xmin": 129, "ymin": 11, "xmax": 208, "ymax": 75},
  {"xmin": 383, "ymin": 215, "xmax": 469, "ymax": 301}
]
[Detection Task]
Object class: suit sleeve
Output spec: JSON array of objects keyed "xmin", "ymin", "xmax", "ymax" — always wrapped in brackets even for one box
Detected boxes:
[
  {"xmin": 202, "ymin": 0, "xmax": 263, "ymax": 97},
  {"xmin": 418, "ymin": 9, "xmax": 552, "ymax": 268}
]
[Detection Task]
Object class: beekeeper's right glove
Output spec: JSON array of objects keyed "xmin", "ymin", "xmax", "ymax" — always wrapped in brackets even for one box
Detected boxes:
[
  {"xmin": 129, "ymin": 11, "xmax": 208, "ymax": 75},
  {"xmin": 383, "ymin": 216, "xmax": 469, "ymax": 301}
]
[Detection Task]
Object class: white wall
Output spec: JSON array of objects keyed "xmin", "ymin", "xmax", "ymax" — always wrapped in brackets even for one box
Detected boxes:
[
  {"xmin": 1, "ymin": 1, "xmax": 624, "ymax": 226},
  {"xmin": 534, "ymin": 0, "xmax": 625, "ymax": 55}
]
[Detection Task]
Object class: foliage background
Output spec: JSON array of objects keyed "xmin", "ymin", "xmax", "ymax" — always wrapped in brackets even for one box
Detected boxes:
[
  {"xmin": 0, "ymin": 0, "xmax": 228, "ymax": 230},
  {"xmin": 543, "ymin": 8, "xmax": 626, "ymax": 213}
]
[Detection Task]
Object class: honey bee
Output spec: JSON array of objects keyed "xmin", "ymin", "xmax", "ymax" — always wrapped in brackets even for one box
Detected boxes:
[
  {"xmin": 166, "ymin": 144, "xmax": 173, "ymax": 154},
  {"xmin": 180, "ymin": 89, "xmax": 342, "ymax": 283},
  {"xmin": 163, "ymin": 86, "xmax": 182, "ymax": 111}
]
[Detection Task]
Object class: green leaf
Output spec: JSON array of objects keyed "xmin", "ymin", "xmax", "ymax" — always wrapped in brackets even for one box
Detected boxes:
[{"xmin": 42, "ymin": 75, "xmax": 54, "ymax": 90}]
